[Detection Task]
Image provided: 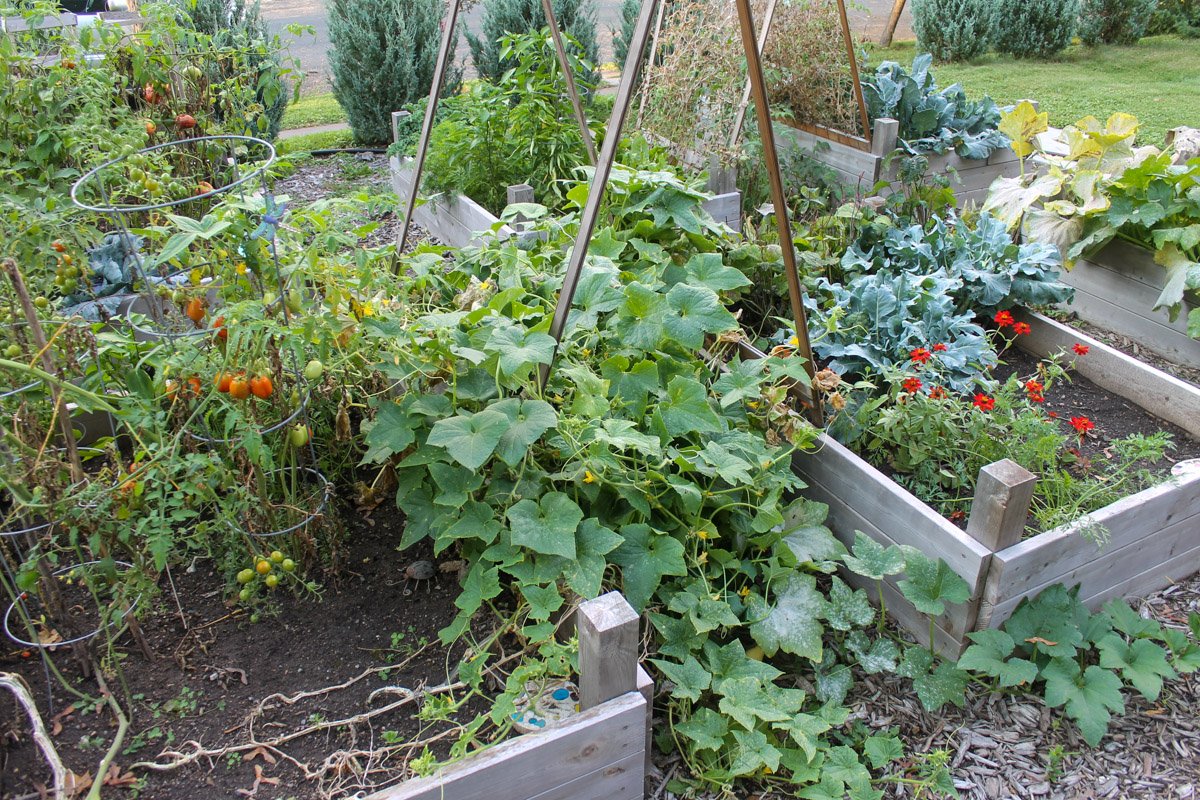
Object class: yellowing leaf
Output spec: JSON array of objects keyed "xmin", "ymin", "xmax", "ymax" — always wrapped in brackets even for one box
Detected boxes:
[
  {"xmin": 999, "ymin": 101, "xmax": 1048, "ymax": 156},
  {"xmin": 1025, "ymin": 210, "xmax": 1085, "ymax": 263},
  {"xmin": 1093, "ymin": 112, "xmax": 1140, "ymax": 148},
  {"xmin": 1064, "ymin": 127, "xmax": 1102, "ymax": 161},
  {"xmin": 1072, "ymin": 170, "xmax": 1110, "ymax": 215}
]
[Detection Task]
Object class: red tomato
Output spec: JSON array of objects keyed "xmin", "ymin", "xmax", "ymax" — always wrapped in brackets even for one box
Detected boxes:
[
  {"xmin": 215, "ymin": 372, "xmax": 232, "ymax": 393},
  {"xmin": 212, "ymin": 315, "xmax": 228, "ymax": 340},
  {"xmin": 185, "ymin": 298, "xmax": 205, "ymax": 324}
]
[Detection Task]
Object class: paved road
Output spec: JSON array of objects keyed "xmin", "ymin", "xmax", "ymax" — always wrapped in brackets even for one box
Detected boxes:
[{"xmin": 263, "ymin": 0, "xmax": 913, "ymax": 98}]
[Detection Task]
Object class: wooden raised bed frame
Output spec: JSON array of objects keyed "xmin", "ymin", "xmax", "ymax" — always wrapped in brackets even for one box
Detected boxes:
[
  {"xmin": 776, "ymin": 308, "xmax": 1200, "ymax": 657},
  {"xmin": 389, "ymin": 156, "xmax": 743, "ymax": 249},
  {"xmin": 1058, "ymin": 239, "xmax": 1200, "ymax": 370},
  {"xmin": 775, "ymin": 117, "xmax": 1022, "ymax": 208},
  {"xmin": 369, "ymin": 591, "xmax": 653, "ymax": 800}
]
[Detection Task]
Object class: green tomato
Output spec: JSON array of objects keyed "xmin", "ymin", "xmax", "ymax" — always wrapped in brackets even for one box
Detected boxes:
[
  {"xmin": 269, "ymin": 550, "xmax": 284, "ymax": 564},
  {"xmin": 237, "ymin": 568, "xmax": 254, "ymax": 584},
  {"xmin": 5, "ymin": 344, "xmax": 20, "ymax": 358},
  {"xmin": 172, "ymin": 289, "xmax": 186, "ymax": 304},
  {"xmin": 249, "ymin": 613, "xmax": 260, "ymax": 623},
  {"xmin": 281, "ymin": 558, "xmax": 296, "ymax": 572},
  {"xmin": 264, "ymin": 574, "xmax": 279, "ymax": 589},
  {"xmin": 33, "ymin": 297, "xmax": 49, "ymax": 310},
  {"xmin": 288, "ymin": 425, "xmax": 309, "ymax": 448},
  {"xmin": 238, "ymin": 587, "xmax": 252, "ymax": 602},
  {"xmin": 285, "ymin": 292, "xmax": 302, "ymax": 314},
  {"xmin": 303, "ymin": 360, "xmax": 324, "ymax": 381}
]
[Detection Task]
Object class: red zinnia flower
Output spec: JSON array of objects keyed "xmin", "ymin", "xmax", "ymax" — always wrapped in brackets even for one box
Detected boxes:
[
  {"xmin": 910, "ymin": 347, "xmax": 932, "ymax": 364},
  {"xmin": 1013, "ymin": 322, "xmax": 1031, "ymax": 336},
  {"xmin": 929, "ymin": 386, "xmax": 947, "ymax": 400},
  {"xmin": 1069, "ymin": 416, "xmax": 1095, "ymax": 436},
  {"xmin": 994, "ymin": 311, "xmax": 1015, "ymax": 328},
  {"xmin": 1072, "ymin": 343, "xmax": 1090, "ymax": 356},
  {"xmin": 932, "ymin": 343, "xmax": 948, "ymax": 353},
  {"xmin": 973, "ymin": 394, "xmax": 996, "ymax": 411},
  {"xmin": 1024, "ymin": 380, "xmax": 1044, "ymax": 402},
  {"xmin": 902, "ymin": 377, "xmax": 923, "ymax": 393}
]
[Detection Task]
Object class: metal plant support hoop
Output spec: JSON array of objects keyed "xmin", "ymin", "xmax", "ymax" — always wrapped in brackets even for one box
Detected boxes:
[
  {"xmin": 70, "ymin": 135, "xmax": 276, "ymax": 215},
  {"xmin": 2, "ymin": 559, "xmax": 140, "ymax": 648},
  {"xmin": 236, "ymin": 467, "xmax": 331, "ymax": 539},
  {"xmin": 69, "ymin": 135, "xmax": 276, "ymax": 336}
]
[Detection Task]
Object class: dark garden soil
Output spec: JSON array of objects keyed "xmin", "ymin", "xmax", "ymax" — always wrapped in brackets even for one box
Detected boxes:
[
  {"xmin": 0, "ymin": 504, "xmax": 493, "ymax": 800},
  {"xmin": 994, "ymin": 343, "xmax": 1200, "ymax": 469}
]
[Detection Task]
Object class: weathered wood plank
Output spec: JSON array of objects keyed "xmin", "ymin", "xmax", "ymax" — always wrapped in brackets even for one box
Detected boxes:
[
  {"xmin": 578, "ymin": 591, "xmax": 640, "ymax": 710},
  {"xmin": 1014, "ymin": 309, "xmax": 1200, "ymax": 438},
  {"xmin": 776, "ymin": 125, "xmax": 881, "ymax": 182},
  {"xmin": 793, "ymin": 436, "xmax": 993, "ymax": 580},
  {"xmin": 985, "ymin": 461, "xmax": 1200, "ymax": 602},
  {"xmin": 1059, "ymin": 242, "xmax": 1200, "ymax": 369},
  {"xmin": 525, "ymin": 751, "xmax": 644, "ymax": 800},
  {"xmin": 983, "ymin": 510, "xmax": 1200, "ymax": 627},
  {"xmin": 370, "ymin": 690, "xmax": 646, "ymax": 800},
  {"xmin": 2, "ymin": 12, "xmax": 76, "ymax": 31},
  {"xmin": 966, "ymin": 459, "xmax": 1036, "ymax": 552},
  {"xmin": 389, "ymin": 156, "xmax": 517, "ymax": 248},
  {"xmin": 701, "ymin": 191, "xmax": 742, "ymax": 232},
  {"xmin": 1058, "ymin": 284, "xmax": 1200, "ymax": 370},
  {"xmin": 801, "ymin": 467, "xmax": 984, "ymax": 653}
]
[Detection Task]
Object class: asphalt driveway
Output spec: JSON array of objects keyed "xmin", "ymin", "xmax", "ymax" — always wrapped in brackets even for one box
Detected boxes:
[{"xmin": 262, "ymin": 0, "xmax": 913, "ymax": 96}]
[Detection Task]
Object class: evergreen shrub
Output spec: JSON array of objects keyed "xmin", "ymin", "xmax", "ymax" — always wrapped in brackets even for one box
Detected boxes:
[
  {"xmin": 910, "ymin": 0, "xmax": 992, "ymax": 62},
  {"xmin": 1078, "ymin": 0, "xmax": 1157, "ymax": 44},
  {"xmin": 991, "ymin": 0, "xmax": 1080, "ymax": 58},
  {"xmin": 327, "ymin": 0, "xmax": 460, "ymax": 145}
]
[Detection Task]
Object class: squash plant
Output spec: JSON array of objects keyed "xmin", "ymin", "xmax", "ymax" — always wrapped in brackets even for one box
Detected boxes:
[
  {"xmin": 985, "ymin": 104, "xmax": 1200, "ymax": 336},
  {"xmin": 366, "ymin": 168, "xmax": 992, "ymax": 794}
]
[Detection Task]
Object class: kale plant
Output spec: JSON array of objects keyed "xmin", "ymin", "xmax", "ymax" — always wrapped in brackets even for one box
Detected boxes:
[
  {"xmin": 803, "ymin": 269, "xmax": 996, "ymax": 393},
  {"xmin": 841, "ymin": 213, "xmax": 1074, "ymax": 313},
  {"xmin": 862, "ymin": 54, "xmax": 1009, "ymax": 159}
]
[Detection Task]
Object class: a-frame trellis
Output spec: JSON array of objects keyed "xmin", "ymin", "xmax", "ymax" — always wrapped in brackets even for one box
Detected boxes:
[{"xmin": 391, "ymin": 0, "xmax": 823, "ymax": 424}]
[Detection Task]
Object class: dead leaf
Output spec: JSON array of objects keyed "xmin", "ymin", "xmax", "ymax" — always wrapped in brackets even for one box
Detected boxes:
[
  {"xmin": 65, "ymin": 770, "xmax": 92, "ymax": 797},
  {"xmin": 235, "ymin": 764, "xmax": 281, "ymax": 797},
  {"xmin": 243, "ymin": 745, "xmax": 278, "ymax": 765},
  {"xmin": 1025, "ymin": 636, "xmax": 1059, "ymax": 646},
  {"xmin": 102, "ymin": 764, "xmax": 138, "ymax": 788},
  {"xmin": 50, "ymin": 703, "xmax": 77, "ymax": 737},
  {"xmin": 812, "ymin": 368, "xmax": 841, "ymax": 392}
]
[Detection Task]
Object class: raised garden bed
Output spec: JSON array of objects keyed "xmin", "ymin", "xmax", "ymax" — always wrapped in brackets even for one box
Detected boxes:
[
  {"xmin": 775, "ymin": 117, "xmax": 1022, "ymax": 207},
  {"xmin": 389, "ymin": 156, "xmax": 743, "ymax": 249},
  {"xmin": 746, "ymin": 308, "xmax": 1200, "ymax": 656},
  {"xmin": 1059, "ymin": 239, "xmax": 1200, "ymax": 370}
]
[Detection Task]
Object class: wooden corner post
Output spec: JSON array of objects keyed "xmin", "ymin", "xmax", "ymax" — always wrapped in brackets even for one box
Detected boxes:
[
  {"xmin": 577, "ymin": 591, "xmax": 640, "ymax": 710},
  {"xmin": 966, "ymin": 459, "xmax": 1036, "ymax": 552}
]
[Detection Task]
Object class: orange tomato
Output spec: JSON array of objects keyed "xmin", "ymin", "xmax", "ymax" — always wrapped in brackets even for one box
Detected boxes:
[
  {"xmin": 164, "ymin": 379, "xmax": 178, "ymax": 398},
  {"xmin": 211, "ymin": 315, "xmax": 227, "ymax": 340},
  {"xmin": 229, "ymin": 375, "xmax": 251, "ymax": 400},
  {"xmin": 52, "ymin": 241, "xmax": 66, "ymax": 252},
  {"xmin": 215, "ymin": 372, "xmax": 232, "ymax": 393},
  {"xmin": 185, "ymin": 298, "xmax": 205, "ymax": 324},
  {"xmin": 145, "ymin": 121, "xmax": 157, "ymax": 136},
  {"xmin": 186, "ymin": 377, "xmax": 202, "ymax": 397},
  {"xmin": 250, "ymin": 375, "xmax": 273, "ymax": 399}
]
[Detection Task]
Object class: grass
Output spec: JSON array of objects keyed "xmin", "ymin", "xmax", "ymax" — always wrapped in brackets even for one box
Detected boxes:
[
  {"xmin": 864, "ymin": 35, "xmax": 1200, "ymax": 146},
  {"xmin": 276, "ymin": 129, "xmax": 355, "ymax": 155},
  {"xmin": 280, "ymin": 93, "xmax": 348, "ymax": 130}
]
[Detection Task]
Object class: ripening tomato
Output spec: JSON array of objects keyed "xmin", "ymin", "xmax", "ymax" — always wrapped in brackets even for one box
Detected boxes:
[
  {"xmin": 215, "ymin": 372, "xmax": 232, "ymax": 393},
  {"xmin": 185, "ymin": 297, "xmax": 205, "ymax": 324},
  {"xmin": 175, "ymin": 113, "xmax": 196, "ymax": 129},
  {"xmin": 250, "ymin": 375, "xmax": 273, "ymax": 399},
  {"xmin": 228, "ymin": 375, "xmax": 251, "ymax": 400},
  {"xmin": 186, "ymin": 377, "xmax": 202, "ymax": 397},
  {"xmin": 211, "ymin": 315, "xmax": 227, "ymax": 340},
  {"xmin": 145, "ymin": 121, "xmax": 157, "ymax": 136},
  {"xmin": 51, "ymin": 241, "xmax": 66, "ymax": 253}
]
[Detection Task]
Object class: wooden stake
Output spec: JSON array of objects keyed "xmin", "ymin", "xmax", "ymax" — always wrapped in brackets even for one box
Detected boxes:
[{"xmin": 577, "ymin": 591, "xmax": 640, "ymax": 709}]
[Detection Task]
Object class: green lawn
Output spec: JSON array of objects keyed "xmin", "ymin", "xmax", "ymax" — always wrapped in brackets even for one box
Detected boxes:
[
  {"xmin": 865, "ymin": 35, "xmax": 1200, "ymax": 146},
  {"xmin": 281, "ymin": 93, "xmax": 348, "ymax": 130},
  {"xmin": 276, "ymin": 129, "xmax": 355, "ymax": 155}
]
